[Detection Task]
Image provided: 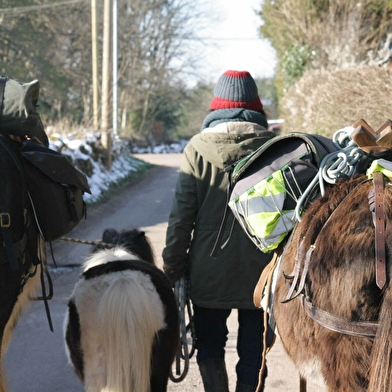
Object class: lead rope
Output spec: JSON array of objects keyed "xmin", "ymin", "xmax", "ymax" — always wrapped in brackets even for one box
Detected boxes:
[
  {"xmin": 47, "ymin": 237, "xmax": 114, "ymax": 266},
  {"xmin": 170, "ymin": 275, "xmax": 196, "ymax": 382},
  {"xmin": 59, "ymin": 237, "xmax": 112, "ymax": 246}
]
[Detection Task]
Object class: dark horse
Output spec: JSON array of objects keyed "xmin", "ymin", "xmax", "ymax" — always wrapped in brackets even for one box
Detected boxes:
[
  {"xmin": 64, "ymin": 228, "xmax": 179, "ymax": 392},
  {"xmin": 0, "ymin": 136, "xmax": 45, "ymax": 392},
  {"xmin": 273, "ymin": 173, "xmax": 392, "ymax": 391}
]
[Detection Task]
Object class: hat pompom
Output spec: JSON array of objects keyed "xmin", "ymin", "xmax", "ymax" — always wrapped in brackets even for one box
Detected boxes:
[{"xmin": 209, "ymin": 70, "xmax": 263, "ymax": 112}]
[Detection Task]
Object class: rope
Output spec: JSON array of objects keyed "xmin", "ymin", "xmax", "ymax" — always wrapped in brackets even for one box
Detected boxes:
[
  {"xmin": 49, "ymin": 237, "xmax": 115, "ymax": 266},
  {"xmin": 58, "ymin": 236, "xmax": 112, "ymax": 247},
  {"xmin": 294, "ymin": 127, "xmax": 364, "ymax": 222},
  {"xmin": 169, "ymin": 275, "xmax": 195, "ymax": 382}
]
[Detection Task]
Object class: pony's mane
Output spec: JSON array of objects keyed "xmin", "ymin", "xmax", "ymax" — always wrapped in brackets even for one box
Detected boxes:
[{"xmin": 83, "ymin": 247, "xmax": 140, "ymax": 272}]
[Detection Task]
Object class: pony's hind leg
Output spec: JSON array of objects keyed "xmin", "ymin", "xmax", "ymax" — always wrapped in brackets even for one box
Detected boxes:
[
  {"xmin": 0, "ymin": 361, "xmax": 6, "ymax": 392},
  {"xmin": 2, "ymin": 265, "xmax": 41, "ymax": 352},
  {"xmin": 150, "ymin": 331, "xmax": 176, "ymax": 392},
  {"xmin": 0, "ymin": 264, "xmax": 41, "ymax": 392}
]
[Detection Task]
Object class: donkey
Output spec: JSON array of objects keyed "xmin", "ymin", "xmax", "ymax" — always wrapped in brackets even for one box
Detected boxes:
[
  {"xmin": 273, "ymin": 174, "xmax": 392, "ymax": 391},
  {"xmin": 64, "ymin": 228, "xmax": 179, "ymax": 392}
]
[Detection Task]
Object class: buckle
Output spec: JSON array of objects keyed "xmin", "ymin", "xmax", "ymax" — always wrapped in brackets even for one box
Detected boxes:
[{"xmin": 0, "ymin": 213, "xmax": 10, "ymax": 228}]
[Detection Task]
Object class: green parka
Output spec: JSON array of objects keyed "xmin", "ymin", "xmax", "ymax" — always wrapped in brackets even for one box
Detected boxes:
[{"xmin": 163, "ymin": 111, "xmax": 275, "ymax": 309}]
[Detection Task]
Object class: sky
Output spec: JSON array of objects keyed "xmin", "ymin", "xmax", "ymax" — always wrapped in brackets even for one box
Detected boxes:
[{"xmin": 199, "ymin": 0, "xmax": 277, "ymax": 83}]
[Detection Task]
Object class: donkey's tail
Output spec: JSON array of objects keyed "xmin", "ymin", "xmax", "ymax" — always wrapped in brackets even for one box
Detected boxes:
[
  {"xmin": 368, "ymin": 281, "xmax": 392, "ymax": 392},
  {"xmin": 98, "ymin": 275, "xmax": 166, "ymax": 392}
]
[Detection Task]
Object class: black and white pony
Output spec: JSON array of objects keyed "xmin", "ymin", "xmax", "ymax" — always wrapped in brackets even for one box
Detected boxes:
[{"xmin": 64, "ymin": 228, "xmax": 179, "ymax": 392}]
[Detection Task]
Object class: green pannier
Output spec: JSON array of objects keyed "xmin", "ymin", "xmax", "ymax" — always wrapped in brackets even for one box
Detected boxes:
[{"xmin": 228, "ymin": 133, "xmax": 338, "ymax": 252}]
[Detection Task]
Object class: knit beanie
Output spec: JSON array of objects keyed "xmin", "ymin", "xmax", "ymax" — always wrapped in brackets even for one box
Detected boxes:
[{"xmin": 209, "ymin": 70, "xmax": 263, "ymax": 112}]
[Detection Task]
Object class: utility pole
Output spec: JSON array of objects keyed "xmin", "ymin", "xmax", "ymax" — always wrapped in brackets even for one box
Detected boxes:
[
  {"xmin": 101, "ymin": 0, "xmax": 112, "ymax": 168},
  {"xmin": 91, "ymin": 0, "xmax": 99, "ymax": 130},
  {"xmin": 112, "ymin": 0, "xmax": 118, "ymax": 137}
]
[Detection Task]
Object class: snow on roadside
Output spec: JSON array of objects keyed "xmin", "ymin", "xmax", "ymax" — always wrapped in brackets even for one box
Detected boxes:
[
  {"xmin": 83, "ymin": 153, "xmax": 146, "ymax": 204},
  {"xmin": 48, "ymin": 132, "xmax": 187, "ymax": 204}
]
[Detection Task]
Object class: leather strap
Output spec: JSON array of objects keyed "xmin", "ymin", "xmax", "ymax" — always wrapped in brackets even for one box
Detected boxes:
[
  {"xmin": 297, "ymin": 174, "xmax": 386, "ymax": 338},
  {"xmin": 253, "ymin": 251, "xmax": 279, "ymax": 309},
  {"xmin": 283, "ymin": 239, "xmax": 307, "ymax": 302},
  {"xmin": 284, "ymin": 179, "xmax": 370, "ymax": 304},
  {"xmin": 254, "ymin": 250, "xmax": 279, "ymax": 392},
  {"xmin": 368, "ymin": 172, "xmax": 387, "ymax": 289},
  {"xmin": 292, "ymin": 244, "xmax": 315, "ymax": 300},
  {"xmin": 302, "ymin": 294, "xmax": 378, "ymax": 337},
  {"xmin": 281, "ymin": 178, "xmax": 382, "ymax": 338}
]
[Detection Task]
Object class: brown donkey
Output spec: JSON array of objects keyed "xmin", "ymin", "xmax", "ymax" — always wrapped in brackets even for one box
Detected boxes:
[{"xmin": 273, "ymin": 174, "xmax": 392, "ymax": 391}]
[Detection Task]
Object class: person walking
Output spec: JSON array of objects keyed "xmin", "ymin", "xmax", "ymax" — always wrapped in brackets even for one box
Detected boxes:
[{"xmin": 162, "ymin": 70, "xmax": 275, "ymax": 392}]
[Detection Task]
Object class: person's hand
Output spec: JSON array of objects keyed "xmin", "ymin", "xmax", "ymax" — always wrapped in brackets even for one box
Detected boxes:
[{"xmin": 163, "ymin": 264, "xmax": 186, "ymax": 285}]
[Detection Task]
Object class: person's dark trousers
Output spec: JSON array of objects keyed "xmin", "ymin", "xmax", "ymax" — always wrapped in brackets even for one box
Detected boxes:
[
  {"xmin": 236, "ymin": 308, "xmax": 267, "ymax": 390},
  {"xmin": 193, "ymin": 305, "xmax": 267, "ymax": 391},
  {"xmin": 194, "ymin": 306, "xmax": 230, "ymax": 391}
]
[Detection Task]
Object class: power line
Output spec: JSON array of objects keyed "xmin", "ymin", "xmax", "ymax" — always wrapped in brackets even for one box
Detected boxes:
[
  {"xmin": 204, "ymin": 37, "xmax": 260, "ymax": 41},
  {"xmin": 185, "ymin": 37, "xmax": 261, "ymax": 41},
  {"xmin": 0, "ymin": 0, "xmax": 89, "ymax": 15}
]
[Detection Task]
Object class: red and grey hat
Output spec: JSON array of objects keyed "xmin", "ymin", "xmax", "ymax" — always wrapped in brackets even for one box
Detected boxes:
[{"xmin": 209, "ymin": 70, "xmax": 263, "ymax": 112}]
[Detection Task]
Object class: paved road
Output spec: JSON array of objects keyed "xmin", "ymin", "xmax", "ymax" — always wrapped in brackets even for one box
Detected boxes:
[{"xmin": 2, "ymin": 153, "xmax": 322, "ymax": 391}]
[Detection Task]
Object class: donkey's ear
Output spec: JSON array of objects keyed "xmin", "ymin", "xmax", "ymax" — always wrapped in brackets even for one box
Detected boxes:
[{"xmin": 102, "ymin": 228, "xmax": 119, "ymax": 243}]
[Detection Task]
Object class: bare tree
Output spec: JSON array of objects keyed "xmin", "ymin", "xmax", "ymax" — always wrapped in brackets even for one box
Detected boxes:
[
  {"xmin": 0, "ymin": 1, "xmax": 92, "ymax": 124},
  {"xmin": 116, "ymin": 0, "xmax": 211, "ymax": 140},
  {"xmin": 0, "ymin": 0, "xmax": 213, "ymax": 140}
]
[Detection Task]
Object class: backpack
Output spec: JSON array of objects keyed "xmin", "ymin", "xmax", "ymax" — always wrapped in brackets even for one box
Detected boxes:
[
  {"xmin": 0, "ymin": 76, "xmax": 91, "ymax": 242},
  {"xmin": 228, "ymin": 132, "xmax": 338, "ymax": 253}
]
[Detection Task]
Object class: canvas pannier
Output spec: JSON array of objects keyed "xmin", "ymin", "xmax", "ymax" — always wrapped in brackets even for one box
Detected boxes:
[
  {"xmin": 20, "ymin": 139, "xmax": 91, "ymax": 242},
  {"xmin": 0, "ymin": 76, "xmax": 91, "ymax": 242},
  {"xmin": 228, "ymin": 133, "xmax": 338, "ymax": 253}
]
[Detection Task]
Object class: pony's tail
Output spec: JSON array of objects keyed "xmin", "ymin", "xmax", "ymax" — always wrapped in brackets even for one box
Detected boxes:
[
  {"xmin": 368, "ymin": 282, "xmax": 392, "ymax": 392},
  {"xmin": 97, "ymin": 277, "xmax": 165, "ymax": 392}
]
